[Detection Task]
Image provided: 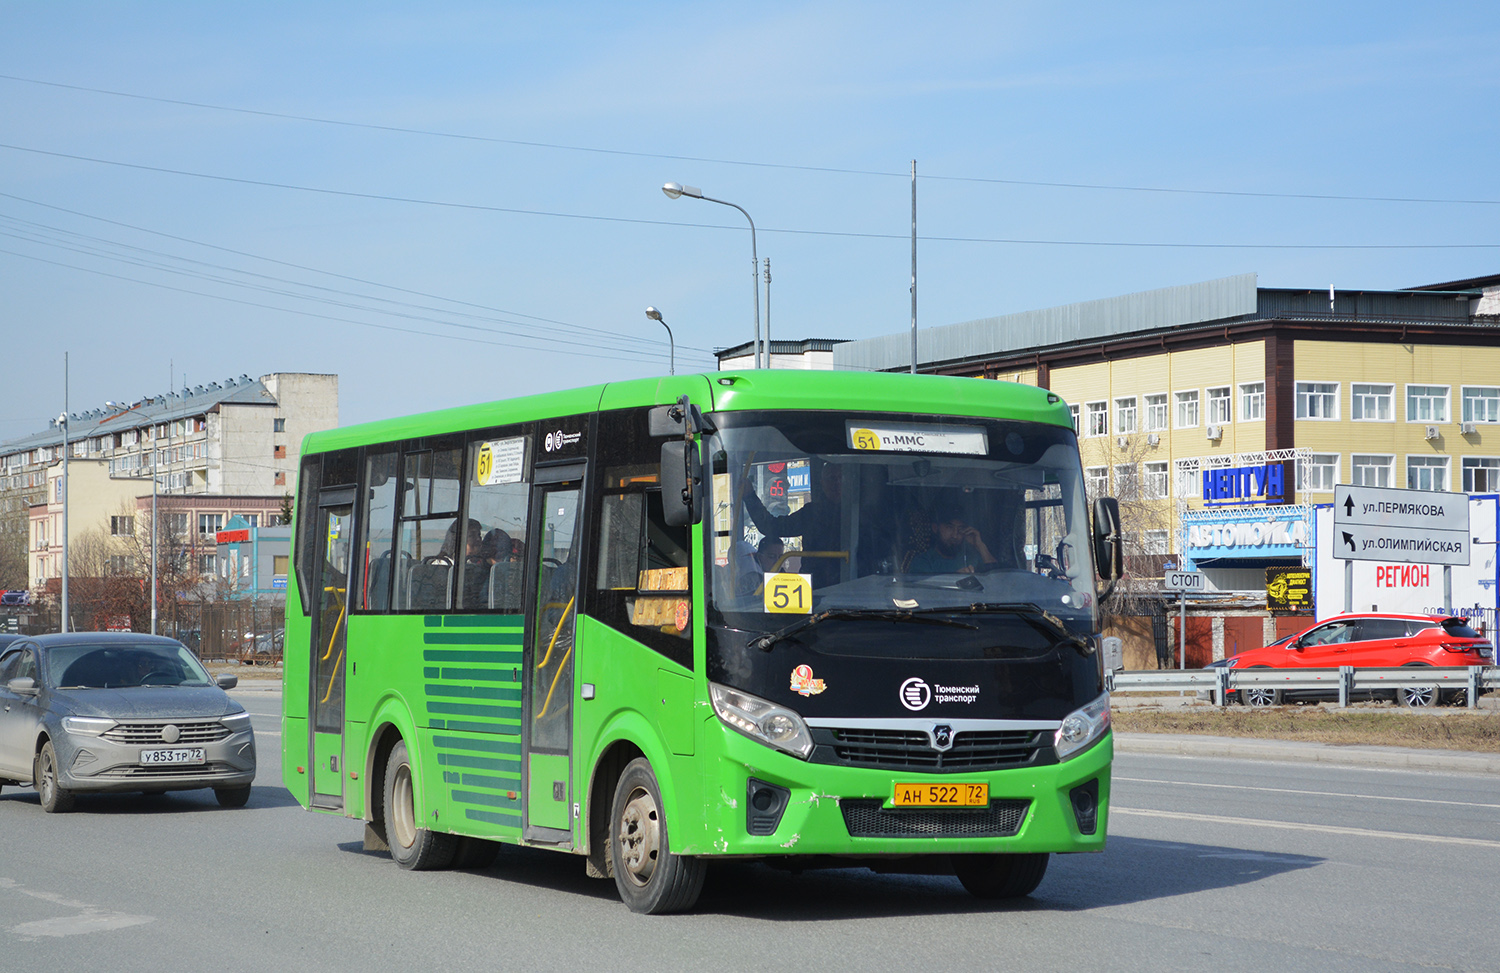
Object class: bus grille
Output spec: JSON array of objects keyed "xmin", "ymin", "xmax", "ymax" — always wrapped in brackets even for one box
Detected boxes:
[
  {"xmin": 840, "ymin": 799, "xmax": 1030, "ymax": 838},
  {"xmin": 102, "ymin": 721, "xmax": 231, "ymax": 745},
  {"xmin": 818, "ymin": 727, "xmax": 1050, "ymax": 772}
]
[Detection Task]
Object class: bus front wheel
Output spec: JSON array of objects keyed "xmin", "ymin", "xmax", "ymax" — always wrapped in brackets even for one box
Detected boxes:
[
  {"xmin": 384, "ymin": 740, "xmax": 457, "ymax": 870},
  {"xmin": 953, "ymin": 852, "xmax": 1049, "ymax": 899},
  {"xmin": 609, "ymin": 757, "xmax": 705, "ymax": 914}
]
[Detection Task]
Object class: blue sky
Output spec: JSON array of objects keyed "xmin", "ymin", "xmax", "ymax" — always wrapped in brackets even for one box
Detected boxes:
[{"xmin": 2, "ymin": 2, "xmax": 1496, "ymax": 430}]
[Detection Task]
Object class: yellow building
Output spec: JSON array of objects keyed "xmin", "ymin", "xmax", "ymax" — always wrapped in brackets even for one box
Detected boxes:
[{"xmin": 826, "ymin": 272, "xmax": 1500, "ymax": 661}]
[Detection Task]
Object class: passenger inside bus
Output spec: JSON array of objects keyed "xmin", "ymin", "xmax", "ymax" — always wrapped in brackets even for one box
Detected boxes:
[{"xmin": 907, "ymin": 502, "xmax": 999, "ymax": 575}]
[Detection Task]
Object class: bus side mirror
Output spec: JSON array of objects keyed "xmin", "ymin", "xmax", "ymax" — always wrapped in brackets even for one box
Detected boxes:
[
  {"xmin": 1092, "ymin": 497, "xmax": 1123, "ymax": 580},
  {"xmin": 660, "ymin": 439, "xmax": 702, "ymax": 527}
]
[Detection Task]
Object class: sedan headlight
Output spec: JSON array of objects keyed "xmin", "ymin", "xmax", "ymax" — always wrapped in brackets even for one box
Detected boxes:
[
  {"xmin": 709, "ymin": 682, "xmax": 813, "ymax": 759},
  {"xmin": 1054, "ymin": 693, "xmax": 1111, "ymax": 761},
  {"xmin": 62, "ymin": 716, "xmax": 116, "ymax": 736},
  {"xmin": 221, "ymin": 710, "xmax": 253, "ymax": 732}
]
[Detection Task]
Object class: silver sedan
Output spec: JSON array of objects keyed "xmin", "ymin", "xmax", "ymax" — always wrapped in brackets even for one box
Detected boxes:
[{"xmin": 0, "ymin": 633, "xmax": 256, "ymax": 811}]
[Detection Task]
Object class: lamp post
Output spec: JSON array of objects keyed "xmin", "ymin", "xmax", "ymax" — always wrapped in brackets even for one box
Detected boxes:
[
  {"xmin": 644, "ymin": 307, "xmax": 674, "ymax": 375},
  {"xmin": 662, "ymin": 182, "xmax": 761, "ymax": 368}
]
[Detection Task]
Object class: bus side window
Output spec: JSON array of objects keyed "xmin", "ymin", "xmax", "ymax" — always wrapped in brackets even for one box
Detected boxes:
[
  {"xmin": 360, "ymin": 451, "xmax": 400, "ymax": 611},
  {"xmin": 459, "ymin": 433, "xmax": 532, "ymax": 613},
  {"xmin": 590, "ymin": 407, "xmax": 693, "ymax": 668},
  {"xmin": 390, "ymin": 446, "xmax": 464, "ymax": 611}
]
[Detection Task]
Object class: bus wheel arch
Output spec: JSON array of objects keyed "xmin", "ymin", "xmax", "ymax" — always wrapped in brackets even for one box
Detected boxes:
[
  {"xmin": 365, "ymin": 721, "xmax": 406, "ymax": 846},
  {"xmin": 585, "ymin": 740, "xmax": 645, "ymax": 880}
]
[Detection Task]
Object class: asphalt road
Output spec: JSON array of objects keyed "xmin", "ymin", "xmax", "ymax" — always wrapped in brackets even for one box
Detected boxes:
[{"xmin": 2, "ymin": 688, "xmax": 1497, "ymax": 973}]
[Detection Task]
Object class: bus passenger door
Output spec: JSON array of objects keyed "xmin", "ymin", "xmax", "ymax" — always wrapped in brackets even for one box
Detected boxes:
[
  {"xmin": 308, "ymin": 488, "xmax": 355, "ymax": 810},
  {"xmin": 524, "ymin": 466, "xmax": 583, "ymax": 841}
]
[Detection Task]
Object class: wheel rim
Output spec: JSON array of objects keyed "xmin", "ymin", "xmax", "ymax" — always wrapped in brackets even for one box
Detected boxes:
[
  {"xmin": 39, "ymin": 748, "xmax": 56, "ymax": 803},
  {"xmin": 1405, "ymin": 685, "xmax": 1437, "ymax": 707},
  {"xmin": 390, "ymin": 763, "xmax": 417, "ymax": 850},
  {"xmin": 1245, "ymin": 688, "xmax": 1276, "ymax": 706},
  {"xmin": 617, "ymin": 786, "xmax": 661, "ymax": 887}
]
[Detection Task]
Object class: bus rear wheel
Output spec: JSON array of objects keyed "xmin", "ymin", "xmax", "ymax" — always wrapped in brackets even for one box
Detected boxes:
[
  {"xmin": 384, "ymin": 740, "xmax": 457, "ymax": 870},
  {"xmin": 609, "ymin": 757, "xmax": 705, "ymax": 914},
  {"xmin": 953, "ymin": 853, "xmax": 1049, "ymax": 899}
]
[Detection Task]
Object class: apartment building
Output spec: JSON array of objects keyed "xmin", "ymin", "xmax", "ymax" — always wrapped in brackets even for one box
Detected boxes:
[{"xmin": 3, "ymin": 372, "xmax": 337, "ymax": 592}]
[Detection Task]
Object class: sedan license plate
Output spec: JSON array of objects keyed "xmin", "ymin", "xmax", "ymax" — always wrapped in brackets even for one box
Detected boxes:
[
  {"xmin": 139, "ymin": 748, "xmax": 206, "ymax": 765},
  {"xmin": 892, "ymin": 782, "xmax": 989, "ymax": 808}
]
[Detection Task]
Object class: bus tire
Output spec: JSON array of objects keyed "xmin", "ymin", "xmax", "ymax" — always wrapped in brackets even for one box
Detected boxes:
[
  {"xmin": 384, "ymin": 740, "xmax": 457, "ymax": 870},
  {"xmin": 609, "ymin": 757, "xmax": 705, "ymax": 914},
  {"xmin": 953, "ymin": 852, "xmax": 1049, "ymax": 899}
]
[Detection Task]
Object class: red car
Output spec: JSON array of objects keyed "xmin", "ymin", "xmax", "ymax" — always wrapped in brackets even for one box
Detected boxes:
[{"xmin": 1221, "ymin": 613, "xmax": 1493, "ymax": 707}]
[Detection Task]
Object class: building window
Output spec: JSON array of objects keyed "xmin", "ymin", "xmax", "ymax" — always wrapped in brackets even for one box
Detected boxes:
[
  {"xmin": 241, "ymin": 514, "xmax": 259, "ymax": 528},
  {"xmin": 1462, "ymin": 387, "xmax": 1500, "ymax": 424},
  {"xmin": 1462, "ymin": 457, "xmax": 1500, "ymax": 493},
  {"xmin": 1206, "ymin": 387, "xmax": 1232, "ymax": 425},
  {"xmin": 1085, "ymin": 401, "xmax": 1108, "ymax": 438},
  {"xmin": 1143, "ymin": 530, "xmax": 1170, "ymax": 555},
  {"xmin": 1143, "ymin": 461, "xmax": 1168, "ymax": 499},
  {"xmin": 1114, "ymin": 397, "xmax": 1138, "ymax": 435},
  {"xmin": 273, "ymin": 445, "xmax": 287, "ymax": 459},
  {"xmin": 107, "ymin": 555, "xmax": 135, "ymax": 576},
  {"xmin": 1144, "ymin": 393, "xmax": 1168, "ymax": 432},
  {"xmin": 198, "ymin": 553, "xmax": 217, "ymax": 575},
  {"xmin": 1239, "ymin": 382, "xmax": 1265, "ymax": 422},
  {"xmin": 274, "ymin": 471, "xmax": 286, "ymax": 486},
  {"xmin": 109, "ymin": 515, "xmax": 134, "ymax": 536},
  {"xmin": 1351, "ymin": 383, "xmax": 1394, "ymax": 421},
  {"xmin": 1407, "ymin": 456, "xmax": 1449, "ymax": 492},
  {"xmin": 1174, "ymin": 390, "xmax": 1199, "ymax": 428},
  {"xmin": 1351, "ymin": 454, "xmax": 1395, "ymax": 487},
  {"xmin": 1114, "ymin": 463, "xmax": 1140, "ymax": 500},
  {"xmin": 1174, "ymin": 458, "xmax": 1198, "ymax": 498},
  {"xmin": 273, "ymin": 418, "xmax": 286, "ymax": 432},
  {"xmin": 1406, "ymin": 385, "xmax": 1450, "ymax": 423},
  {"xmin": 198, "ymin": 513, "xmax": 223, "ymax": 536},
  {"xmin": 1296, "ymin": 382, "xmax": 1338, "ymax": 419},
  {"xmin": 1085, "ymin": 466, "xmax": 1108, "ymax": 498},
  {"xmin": 1296, "ymin": 454, "xmax": 1339, "ymax": 493},
  {"xmin": 1068, "ymin": 404, "xmax": 1079, "ymax": 433},
  {"xmin": 168, "ymin": 513, "xmax": 189, "ymax": 536}
]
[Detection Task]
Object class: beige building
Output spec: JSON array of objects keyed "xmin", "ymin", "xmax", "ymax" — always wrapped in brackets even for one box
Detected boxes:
[{"xmin": 3, "ymin": 372, "xmax": 337, "ymax": 593}]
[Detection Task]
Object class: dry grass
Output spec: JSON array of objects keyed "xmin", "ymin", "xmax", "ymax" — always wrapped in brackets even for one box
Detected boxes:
[{"xmin": 1113, "ymin": 705, "xmax": 1500, "ymax": 753}]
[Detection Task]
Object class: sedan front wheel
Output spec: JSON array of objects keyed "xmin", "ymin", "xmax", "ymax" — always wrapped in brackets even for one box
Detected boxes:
[{"xmin": 37, "ymin": 741, "xmax": 76, "ymax": 813}]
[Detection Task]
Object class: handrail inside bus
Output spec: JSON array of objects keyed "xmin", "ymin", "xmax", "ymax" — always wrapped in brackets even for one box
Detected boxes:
[{"xmin": 534, "ymin": 596, "xmax": 576, "ymax": 672}]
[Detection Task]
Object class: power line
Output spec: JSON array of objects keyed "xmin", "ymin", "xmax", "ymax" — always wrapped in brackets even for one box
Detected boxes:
[
  {"xmin": 2, "ymin": 143, "xmax": 1495, "ymax": 251},
  {"xmin": 4, "ymin": 72, "xmax": 1498, "ymax": 207}
]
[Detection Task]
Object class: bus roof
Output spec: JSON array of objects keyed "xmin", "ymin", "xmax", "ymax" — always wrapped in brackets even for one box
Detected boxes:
[{"xmin": 301, "ymin": 370, "xmax": 1072, "ymax": 456}]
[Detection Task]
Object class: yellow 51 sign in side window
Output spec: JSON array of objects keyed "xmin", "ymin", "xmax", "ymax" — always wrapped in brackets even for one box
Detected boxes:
[{"xmin": 763, "ymin": 573, "xmax": 813, "ymax": 614}]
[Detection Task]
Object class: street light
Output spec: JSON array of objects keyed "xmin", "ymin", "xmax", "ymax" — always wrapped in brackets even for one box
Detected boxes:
[
  {"xmin": 662, "ymin": 182, "xmax": 762, "ymax": 368},
  {"xmin": 644, "ymin": 307, "xmax": 674, "ymax": 375}
]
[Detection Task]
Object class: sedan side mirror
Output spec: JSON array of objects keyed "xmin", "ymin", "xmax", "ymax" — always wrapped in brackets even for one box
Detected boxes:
[
  {"xmin": 7, "ymin": 676, "xmax": 38, "ymax": 695},
  {"xmin": 216, "ymin": 673, "xmax": 239, "ymax": 690}
]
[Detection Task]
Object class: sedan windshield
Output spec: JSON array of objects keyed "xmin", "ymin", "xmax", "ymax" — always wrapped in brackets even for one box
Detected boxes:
[
  {"xmin": 705, "ymin": 410, "xmax": 1098, "ymax": 648},
  {"xmin": 46, "ymin": 643, "xmax": 213, "ymax": 689}
]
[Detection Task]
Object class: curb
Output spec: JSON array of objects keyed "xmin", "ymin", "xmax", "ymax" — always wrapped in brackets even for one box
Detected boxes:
[{"xmin": 1115, "ymin": 732, "xmax": 1500, "ymax": 775}]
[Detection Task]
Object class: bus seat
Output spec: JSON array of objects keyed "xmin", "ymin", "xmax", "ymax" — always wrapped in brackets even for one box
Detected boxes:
[
  {"xmin": 406, "ymin": 560, "xmax": 452, "ymax": 610},
  {"xmin": 488, "ymin": 563, "xmax": 523, "ymax": 612}
]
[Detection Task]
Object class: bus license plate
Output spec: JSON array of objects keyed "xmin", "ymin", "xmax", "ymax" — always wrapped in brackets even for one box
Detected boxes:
[
  {"xmin": 140, "ymin": 748, "xmax": 206, "ymax": 765},
  {"xmin": 892, "ymin": 782, "xmax": 989, "ymax": 807}
]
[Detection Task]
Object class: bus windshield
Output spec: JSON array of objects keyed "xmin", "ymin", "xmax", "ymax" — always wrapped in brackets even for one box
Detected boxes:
[{"xmin": 705, "ymin": 410, "xmax": 1098, "ymax": 649}]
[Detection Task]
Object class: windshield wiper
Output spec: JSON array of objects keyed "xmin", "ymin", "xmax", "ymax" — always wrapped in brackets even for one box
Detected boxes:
[
  {"xmin": 749, "ymin": 608, "xmax": 979, "ymax": 652},
  {"xmin": 904, "ymin": 602, "xmax": 1095, "ymax": 655}
]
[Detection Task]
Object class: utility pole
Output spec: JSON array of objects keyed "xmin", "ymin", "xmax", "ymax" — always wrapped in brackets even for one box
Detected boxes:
[
  {"xmin": 910, "ymin": 160, "xmax": 918, "ymax": 375},
  {"xmin": 763, "ymin": 258, "xmax": 772, "ymax": 369}
]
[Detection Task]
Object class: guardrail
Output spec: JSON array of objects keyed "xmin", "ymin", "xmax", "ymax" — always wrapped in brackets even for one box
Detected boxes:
[{"xmin": 1109, "ymin": 665, "xmax": 1500, "ymax": 708}]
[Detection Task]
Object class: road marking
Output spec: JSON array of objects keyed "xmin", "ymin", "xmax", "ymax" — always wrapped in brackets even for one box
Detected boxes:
[
  {"xmin": 0, "ymin": 877, "xmax": 153, "ymax": 937},
  {"xmin": 1115, "ymin": 776, "xmax": 1500, "ymax": 811},
  {"xmin": 1112, "ymin": 806, "xmax": 1500, "ymax": 849}
]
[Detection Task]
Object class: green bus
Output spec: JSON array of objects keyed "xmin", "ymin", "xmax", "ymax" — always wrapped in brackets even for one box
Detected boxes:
[{"xmin": 283, "ymin": 370, "xmax": 1121, "ymax": 913}]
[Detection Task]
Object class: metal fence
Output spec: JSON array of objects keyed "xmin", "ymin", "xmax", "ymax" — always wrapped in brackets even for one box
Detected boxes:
[{"xmin": 1110, "ymin": 665, "xmax": 1500, "ymax": 709}]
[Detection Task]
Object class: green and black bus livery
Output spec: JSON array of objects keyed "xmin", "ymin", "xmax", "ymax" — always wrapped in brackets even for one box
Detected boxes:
[{"xmin": 284, "ymin": 370, "xmax": 1121, "ymax": 913}]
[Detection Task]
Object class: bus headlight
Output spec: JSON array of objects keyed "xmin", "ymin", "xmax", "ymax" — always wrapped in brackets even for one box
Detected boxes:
[
  {"xmin": 1054, "ymin": 693, "xmax": 1110, "ymax": 761},
  {"xmin": 709, "ymin": 682, "xmax": 814, "ymax": 759}
]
